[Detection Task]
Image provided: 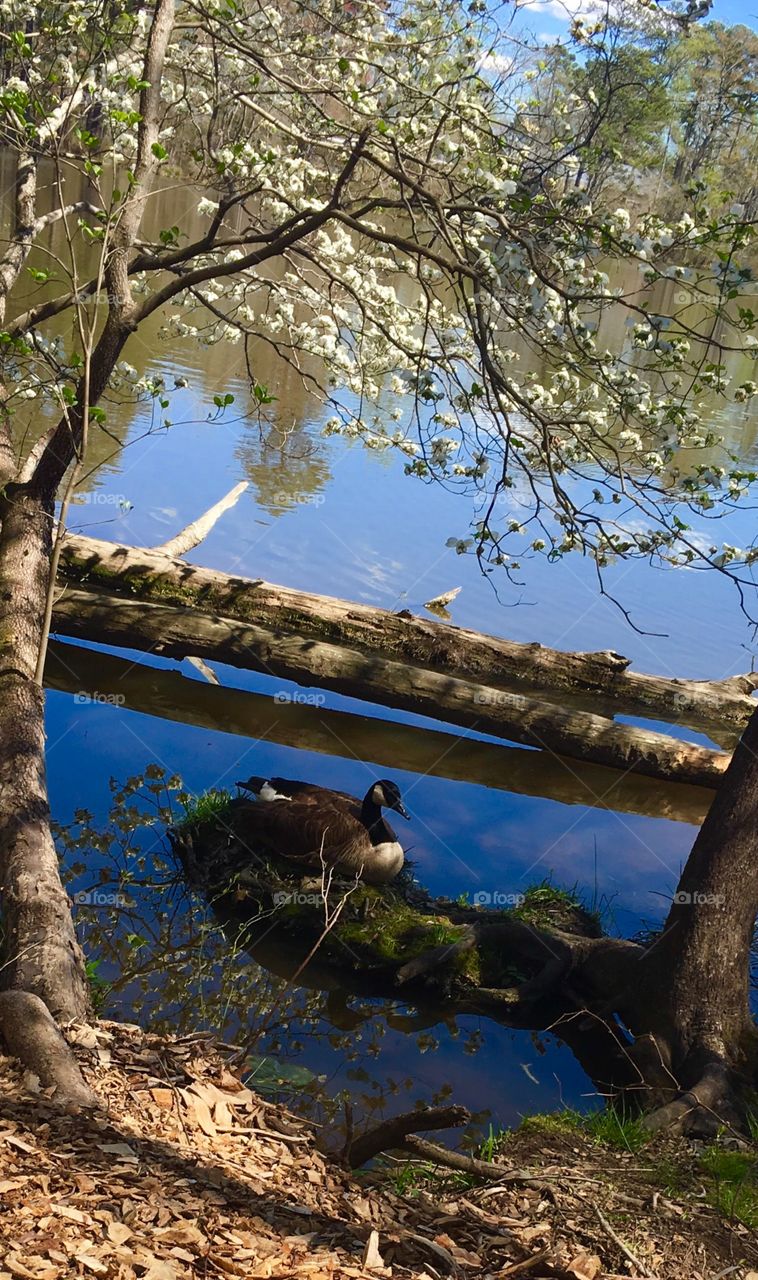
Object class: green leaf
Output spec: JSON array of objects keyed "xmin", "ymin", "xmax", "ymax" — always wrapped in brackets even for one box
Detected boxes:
[
  {"xmin": 244, "ymin": 1054, "xmax": 318, "ymax": 1091},
  {"xmin": 151, "ymin": 142, "xmax": 168, "ymax": 161}
]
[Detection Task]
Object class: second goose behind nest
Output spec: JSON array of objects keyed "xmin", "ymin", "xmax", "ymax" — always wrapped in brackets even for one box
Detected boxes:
[{"xmin": 235, "ymin": 775, "xmax": 410, "ymax": 884}]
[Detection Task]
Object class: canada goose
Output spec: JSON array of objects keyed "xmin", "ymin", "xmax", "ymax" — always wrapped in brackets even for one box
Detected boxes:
[{"xmin": 235, "ymin": 775, "xmax": 410, "ymax": 884}]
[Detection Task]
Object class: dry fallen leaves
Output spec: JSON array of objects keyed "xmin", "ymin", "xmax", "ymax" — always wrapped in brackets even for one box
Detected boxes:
[
  {"xmin": 0, "ymin": 1022, "xmax": 756, "ymax": 1280},
  {"xmin": 566, "ymin": 1252, "xmax": 603, "ymax": 1280}
]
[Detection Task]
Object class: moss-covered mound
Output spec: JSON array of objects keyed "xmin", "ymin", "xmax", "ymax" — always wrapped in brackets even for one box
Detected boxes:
[{"xmin": 170, "ymin": 794, "xmax": 599, "ymax": 1004}]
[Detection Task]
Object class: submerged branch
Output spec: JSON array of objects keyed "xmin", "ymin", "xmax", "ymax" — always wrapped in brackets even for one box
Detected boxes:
[{"xmin": 152, "ymin": 482, "xmax": 249, "ymax": 557}]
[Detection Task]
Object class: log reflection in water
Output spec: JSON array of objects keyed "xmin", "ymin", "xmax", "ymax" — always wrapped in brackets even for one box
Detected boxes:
[{"xmin": 45, "ymin": 639, "xmax": 713, "ymax": 824}]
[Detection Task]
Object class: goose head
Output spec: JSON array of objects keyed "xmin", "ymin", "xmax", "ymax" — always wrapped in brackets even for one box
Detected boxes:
[{"xmin": 366, "ymin": 779, "xmax": 410, "ymax": 820}]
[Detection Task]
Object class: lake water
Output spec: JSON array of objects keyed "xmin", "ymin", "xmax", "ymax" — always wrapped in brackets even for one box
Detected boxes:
[{"xmin": 12, "ymin": 171, "xmax": 758, "ymax": 1136}]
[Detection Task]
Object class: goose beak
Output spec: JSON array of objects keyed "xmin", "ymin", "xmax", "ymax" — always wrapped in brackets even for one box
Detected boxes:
[{"xmin": 394, "ymin": 801, "xmax": 410, "ymax": 820}]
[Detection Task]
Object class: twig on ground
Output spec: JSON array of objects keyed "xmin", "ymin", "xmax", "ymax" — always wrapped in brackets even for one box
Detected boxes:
[{"xmin": 594, "ymin": 1203, "xmax": 656, "ymax": 1278}]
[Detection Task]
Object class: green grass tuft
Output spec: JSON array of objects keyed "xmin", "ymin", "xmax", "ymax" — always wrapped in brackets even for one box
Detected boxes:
[
  {"xmin": 517, "ymin": 1108, "xmax": 585, "ymax": 1138},
  {"xmin": 510, "ymin": 1105, "xmax": 648, "ymax": 1152},
  {"xmin": 584, "ymin": 1105, "xmax": 649, "ymax": 1152},
  {"xmin": 477, "ymin": 1123, "xmax": 507, "ymax": 1162},
  {"xmin": 511, "ymin": 879, "xmax": 602, "ymax": 935},
  {"xmin": 700, "ymin": 1147, "xmax": 758, "ymax": 1229},
  {"xmin": 176, "ymin": 787, "xmax": 233, "ymax": 829}
]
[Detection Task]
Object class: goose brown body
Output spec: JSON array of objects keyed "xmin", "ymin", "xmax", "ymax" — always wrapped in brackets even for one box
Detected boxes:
[{"xmin": 235, "ymin": 776, "xmax": 409, "ymax": 884}]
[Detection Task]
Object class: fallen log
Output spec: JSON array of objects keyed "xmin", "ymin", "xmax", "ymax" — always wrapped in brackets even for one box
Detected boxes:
[
  {"xmin": 58, "ymin": 532, "xmax": 756, "ymax": 739},
  {"xmin": 51, "ymin": 585, "xmax": 730, "ymax": 785},
  {"xmin": 44, "ymin": 641, "xmax": 714, "ymax": 824}
]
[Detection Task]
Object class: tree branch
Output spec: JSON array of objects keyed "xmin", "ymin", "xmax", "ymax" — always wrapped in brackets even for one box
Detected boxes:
[
  {"xmin": 27, "ymin": 0, "xmax": 177, "ymax": 498},
  {"xmin": 400, "ymin": 1135, "xmax": 556, "ymax": 1190},
  {"xmin": 135, "ymin": 129, "xmax": 370, "ymax": 323},
  {"xmin": 346, "ymin": 1104, "xmax": 470, "ymax": 1167},
  {"xmin": 0, "ymin": 152, "xmax": 37, "ymax": 322},
  {"xmin": 34, "ymin": 201, "xmax": 103, "ymax": 234}
]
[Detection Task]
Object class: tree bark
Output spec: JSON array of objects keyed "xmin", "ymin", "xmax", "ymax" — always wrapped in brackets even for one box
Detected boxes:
[
  {"xmin": 633, "ymin": 706, "xmax": 758, "ymax": 1098},
  {"xmin": 0, "ymin": 991, "xmax": 96, "ymax": 1108},
  {"xmin": 0, "ymin": 488, "xmax": 89, "ymax": 1020},
  {"xmin": 50, "ymin": 584, "xmax": 730, "ymax": 785},
  {"xmin": 57, "ymin": 533, "xmax": 757, "ymax": 740}
]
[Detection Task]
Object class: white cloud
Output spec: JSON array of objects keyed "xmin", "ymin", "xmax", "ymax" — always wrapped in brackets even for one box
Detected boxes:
[
  {"xmin": 477, "ymin": 51, "xmax": 516, "ymax": 74},
  {"xmin": 518, "ymin": 0, "xmax": 666, "ymax": 29},
  {"xmin": 518, "ymin": 0, "xmax": 606, "ymax": 19}
]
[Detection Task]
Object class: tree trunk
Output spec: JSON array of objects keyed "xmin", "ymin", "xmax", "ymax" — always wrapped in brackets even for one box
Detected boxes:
[
  {"xmin": 0, "ymin": 486, "xmax": 89, "ymax": 1020},
  {"xmin": 638, "ymin": 707, "xmax": 758, "ymax": 1078},
  {"xmin": 50, "ymin": 584, "xmax": 730, "ymax": 785}
]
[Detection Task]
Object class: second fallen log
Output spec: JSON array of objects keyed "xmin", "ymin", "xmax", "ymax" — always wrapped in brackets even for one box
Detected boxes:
[
  {"xmin": 58, "ymin": 532, "xmax": 758, "ymax": 737},
  {"xmin": 51, "ymin": 585, "xmax": 730, "ymax": 785}
]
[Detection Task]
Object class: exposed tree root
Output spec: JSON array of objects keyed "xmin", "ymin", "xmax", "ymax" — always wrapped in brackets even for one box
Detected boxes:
[
  {"xmin": 346, "ymin": 1103, "xmax": 470, "ymax": 1167},
  {"xmin": 640, "ymin": 1059, "xmax": 746, "ymax": 1137},
  {"xmin": 0, "ymin": 991, "xmax": 98, "ymax": 1109}
]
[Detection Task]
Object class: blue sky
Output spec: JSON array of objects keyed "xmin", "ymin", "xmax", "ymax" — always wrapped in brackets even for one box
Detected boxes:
[
  {"xmin": 520, "ymin": 0, "xmax": 758, "ymax": 40},
  {"xmin": 710, "ymin": 0, "xmax": 757, "ymax": 23}
]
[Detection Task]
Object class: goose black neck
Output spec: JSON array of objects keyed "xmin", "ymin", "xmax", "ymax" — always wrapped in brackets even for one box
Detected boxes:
[{"xmin": 361, "ymin": 794, "xmax": 391, "ymax": 843}]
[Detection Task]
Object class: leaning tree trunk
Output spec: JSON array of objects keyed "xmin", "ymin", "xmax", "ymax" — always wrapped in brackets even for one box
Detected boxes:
[
  {"xmin": 0, "ymin": 484, "xmax": 89, "ymax": 1020},
  {"xmin": 623, "ymin": 706, "xmax": 758, "ymax": 1126}
]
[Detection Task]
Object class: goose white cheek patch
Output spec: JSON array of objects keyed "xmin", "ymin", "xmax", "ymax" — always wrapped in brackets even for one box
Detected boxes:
[{"xmin": 258, "ymin": 782, "xmax": 292, "ymax": 802}]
